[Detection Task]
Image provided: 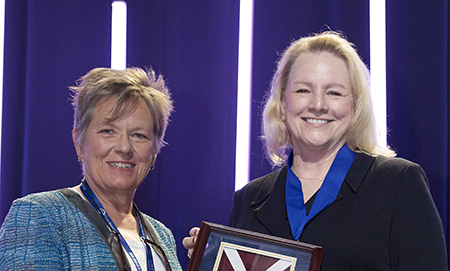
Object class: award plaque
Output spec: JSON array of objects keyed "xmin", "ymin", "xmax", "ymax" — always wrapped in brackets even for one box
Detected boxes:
[{"xmin": 188, "ymin": 222, "xmax": 324, "ymax": 271}]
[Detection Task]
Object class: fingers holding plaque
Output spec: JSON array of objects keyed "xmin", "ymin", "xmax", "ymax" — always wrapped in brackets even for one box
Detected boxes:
[{"xmin": 187, "ymin": 222, "xmax": 324, "ymax": 271}]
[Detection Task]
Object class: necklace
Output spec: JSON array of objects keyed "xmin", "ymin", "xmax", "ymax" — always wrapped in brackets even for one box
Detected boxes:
[{"xmin": 298, "ymin": 176, "xmax": 323, "ymax": 181}]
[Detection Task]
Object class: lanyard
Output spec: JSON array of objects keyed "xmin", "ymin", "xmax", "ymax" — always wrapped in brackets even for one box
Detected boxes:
[
  {"xmin": 286, "ymin": 145, "xmax": 355, "ymax": 240},
  {"xmin": 80, "ymin": 180, "xmax": 155, "ymax": 271}
]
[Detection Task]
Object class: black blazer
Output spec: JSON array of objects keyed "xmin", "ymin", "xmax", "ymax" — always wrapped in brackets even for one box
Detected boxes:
[{"xmin": 229, "ymin": 152, "xmax": 447, "ymax": 270}]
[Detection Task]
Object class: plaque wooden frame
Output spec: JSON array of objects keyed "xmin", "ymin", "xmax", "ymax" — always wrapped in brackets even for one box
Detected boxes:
[{"xmin": 187, "ymin": 221, "xmax": 324, "ymax": 271}]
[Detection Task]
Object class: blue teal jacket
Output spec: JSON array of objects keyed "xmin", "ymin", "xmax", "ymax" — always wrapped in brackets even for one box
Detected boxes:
[{"xmin": 0, "ymin": 190, "xmax": 182, "ymax": 270}]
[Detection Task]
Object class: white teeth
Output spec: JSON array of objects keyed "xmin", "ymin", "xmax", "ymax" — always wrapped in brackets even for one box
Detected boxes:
[
  {"xmin": 108, "ymin": 162, "xmax": 134, "ymax": 168},
  {"xmin": 305, "ymin": 118, "xmax": 329, "ymax": 124}
]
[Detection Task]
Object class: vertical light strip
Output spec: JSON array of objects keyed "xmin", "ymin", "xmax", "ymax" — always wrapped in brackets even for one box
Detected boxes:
[
  {"xmin": 369, "ymin": 0, "xmax": 387, "ymax": 147},
  {"xmin": 235, "ymin": 0, "xmax": 254, "ymax": 191},
  {"xmin": 111, "ymin": 0, "xmax": 127, "ymax": 70}
]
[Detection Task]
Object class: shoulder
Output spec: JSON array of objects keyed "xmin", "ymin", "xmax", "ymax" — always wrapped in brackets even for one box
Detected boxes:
[
  {"xmin": 1, "ymin": 190, "xmax": 92, "ymax": 234},
  {"xmin": 231, "ymin": 167, "xmax": 287, "ymax": 213},
  {"xmin": 238, "ymin": 167, "xmax": 286, "ymax": 195},
  {"xmin": 2, "ymin": 190, "xmax": 95, "ymax": 235},
  {"xmin": 353, "ymin": 152, "xmax": 425, "ymax": 179},
  {"xmin": 7, "ymin": 190, "xmax": 71, "ymax": 217},
  {"xmin": 1, "ymin": 190, "xmax": 117, "ymax": 270},
  {"xmin": 12, "ymin": 190, "xmax": 68, "ymax": 206},
  {"xmin": 372, "ymin": 154, "xmax": 421, "ymax": 169},
  {"xmin": 369, "ymin": 154, "xmax": 426, "ymax": 181},
  {"xmin": 351, "ymin": 153, "xmax": 431, "ymax": 202},
  {"xmin": 345, "ymin": 153, "xmax": 431, "ymax": 205}
]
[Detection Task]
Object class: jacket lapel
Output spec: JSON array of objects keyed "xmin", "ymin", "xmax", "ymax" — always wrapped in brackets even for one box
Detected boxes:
[
  {"xmin": 252, "ymin": 167, "xmax": 294, "ymax": 240},
  {"xmin": 58, "ymin": 188, "xmax": 132, "ymax": 270},
  {"xmin": 135, "ymin": 205, "xmax": 173, "ymax": 271},
  {"xmin": 342, "ymin": 152, "xmax": 376, "ymax": 194},
  {"xmin": 250, "ymin": 153, "xmax": 375, "ymax": 240}
]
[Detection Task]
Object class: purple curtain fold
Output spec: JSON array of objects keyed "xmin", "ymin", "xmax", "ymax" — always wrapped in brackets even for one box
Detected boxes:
[
  {"xmin": 386, "ymin": 0, "xmax": 449, "ymax": 256},
  {"xmin": 126, "ymin": 1, "xmax": 240, "ymax": 266},
  {"xmin": 1, "ymin": 0, "xmax": 111, "ymax": 218}
]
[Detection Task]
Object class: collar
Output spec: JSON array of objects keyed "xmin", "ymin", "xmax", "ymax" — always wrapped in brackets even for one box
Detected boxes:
[
  {"xmin": 286, "ymin": 145, "xmax": 356, "ymax": 240},
  {"xmin": 251, "ymin": 152, "xmax": 375, "ymax": 240}
]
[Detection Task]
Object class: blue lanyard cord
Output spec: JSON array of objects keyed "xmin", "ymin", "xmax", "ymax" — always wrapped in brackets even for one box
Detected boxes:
[{"xmin": 80, "ymin": 180, "xmax": 155, "ymax": 271}]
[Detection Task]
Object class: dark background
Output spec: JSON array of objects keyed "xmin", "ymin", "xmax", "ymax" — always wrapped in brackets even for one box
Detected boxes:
[{"xmin": 1, "ymin": 1, "xmax": 448, "ymax": 269}]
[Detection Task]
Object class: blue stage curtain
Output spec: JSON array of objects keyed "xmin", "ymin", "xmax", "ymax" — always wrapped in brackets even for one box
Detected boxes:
[
  {"xmin": 385, "ymin": 0, "xmax": 449, "ymax": 257},
  {"xmin": 0, "ymin": 0, "xmax": 111, "ymax": 219},
  {"xmin": 125, "ymin": 1, "xmax": 240, "ymax": 267},
  {"xmin": 0, "ymin": 0, "xmax": 448, "ymax": 269},
  {"xmin": 0, "ymin": 0, "xmax": 239, "ymax": 268}
]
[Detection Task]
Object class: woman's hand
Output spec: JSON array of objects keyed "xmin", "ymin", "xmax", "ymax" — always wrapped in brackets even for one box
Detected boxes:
[{"xmin": 182, "ymin": 227, "xmax": 200, "ymax": 259}]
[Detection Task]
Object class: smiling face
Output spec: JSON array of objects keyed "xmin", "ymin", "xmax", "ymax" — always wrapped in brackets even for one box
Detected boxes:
[
  {"xmin": 282, "ymin": 51, "xmax": 354, "ymax": 154},
  {"xmin": 73, "ymin": 96, "xmax": 155, "ymax": 196}
]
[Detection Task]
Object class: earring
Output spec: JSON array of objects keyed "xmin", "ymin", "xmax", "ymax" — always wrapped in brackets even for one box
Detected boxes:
[
  {"xmin": 77, "ymin": 157, "xmax": 83, "ymax": 163},
  {"xmin": 281, "ymin": 113, "xmax": 286, "ymax": 121},
  {"xmin": 149, "ymin": 155, "xmax": 157, "ymax": 171}
]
